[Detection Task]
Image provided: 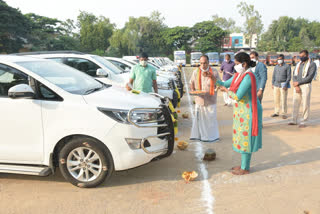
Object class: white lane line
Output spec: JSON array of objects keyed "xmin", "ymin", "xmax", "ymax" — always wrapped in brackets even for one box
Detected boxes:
[{"xmin": 182, "ymin": 68, "xmax": 214, "ymax": 214}]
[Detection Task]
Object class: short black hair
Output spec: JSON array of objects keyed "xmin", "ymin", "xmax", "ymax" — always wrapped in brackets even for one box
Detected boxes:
[
  {"xmin": 299, "ymin": 50, "xmax": 309, "ymax": 56},
  {"xmin": 225, "ymin": 54, "xmax": 231, "ymax": 58},
  {"xmin": 250, "ymin": 51, "xmax": 259, "ymax": 57},
  {"xmin": 235, "ymin": 52, "xmax": 256, "ymax": 68},
  {"xmin": 139, "ymin": 52, "xmax": 148, "ymax": 59},
  {"xmin": 278, "ymin": 54, "xmax": 284, "ymax": 59},
  {"xmin": 200, "ymin": 55, "xmax": 209, "ymax": 62}
]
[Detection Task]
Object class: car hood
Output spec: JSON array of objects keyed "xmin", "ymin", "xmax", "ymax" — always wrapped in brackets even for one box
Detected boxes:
[{"xmin": 83, "ymin": 86, "xmax": 161, "ymax": 110}]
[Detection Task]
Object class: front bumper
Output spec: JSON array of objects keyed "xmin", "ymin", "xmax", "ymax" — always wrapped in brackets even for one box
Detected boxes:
[{"xmin": 103, "ymin": 105, "xmax": 174, "ymax": 171}]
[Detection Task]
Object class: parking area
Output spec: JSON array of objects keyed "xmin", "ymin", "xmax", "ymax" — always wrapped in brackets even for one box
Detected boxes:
[{"xmin": 0, "ymin": 66, "xmax": 320, "ymax": 214}]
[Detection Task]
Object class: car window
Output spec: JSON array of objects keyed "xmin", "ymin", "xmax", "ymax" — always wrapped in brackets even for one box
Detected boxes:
[
  {"xmin": 0, "ymin": 64, "xmax": 29, "ymax": 97},
  {"xmin": 64, "ymin": 58, "xmax": 100, "ymax": 77},
  {"xmin": 91, "ymin": 55, "xmax": 122, "ymax": 74},
  {"xmin": 17, "ymin": 60, "xmax": 104, "ymax": 95},
  {"xmin": 37, "ymin": 81, "xmax": 62, "ymax": 101},
  {"xmin": 109, "ymin": 60, "xmax": 131, "ymax": 72}
]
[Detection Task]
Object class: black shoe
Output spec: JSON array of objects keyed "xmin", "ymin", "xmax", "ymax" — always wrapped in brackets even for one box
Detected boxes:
[
  {"xmin": 282, "ymin": 115, "xmax": 288, "ymax": 119},
  {"xmin": 271, "ymin": 114, "xmax": 279, "ymax": 117}
]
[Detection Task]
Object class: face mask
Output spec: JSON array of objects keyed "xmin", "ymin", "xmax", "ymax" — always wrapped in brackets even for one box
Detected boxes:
[
  {"xmin": 251, "ymin": 58, "xmax": 257, "ymax": 62},
  {"xmin": 140, "ymin": 60, "xmax": 147, "ymax": 67},
  {"xmin": 278, "ymin": 60, "xmax": 284, "ymax": 64},
  {"xmin": 225, "ymin": 59, "xmax": 230, "ymax": 62},
  {"xmin": 234, "ymin": 64, "xmax": 245, "ymax": 73},
  {"xmin": 200, "ymin": 66, "xmax": 209, "ymax": 72},
  {"xmin": 300, "ymin": 56, "xmax": 308, "ymax": 62}
]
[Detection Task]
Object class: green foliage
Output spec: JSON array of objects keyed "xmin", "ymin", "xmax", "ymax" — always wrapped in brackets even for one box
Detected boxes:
[
  {"xmin": 237, "ymin": 2, "xmax": 263, "ymax": 48},
  {"xmin": 161, "ymin": 26, "xmax": 192, "ymax": 52},
  {"xmin": 77, "ymin": 11, "xmax": 114, "ymax": 52},
  {"xmin": 109, "ymin": 11, "xmax": 168, "ymax": 56},
  {"xmin": 258, "ymin": 16, "xmax": 320, "ymax": 51},
  {"xmin": 191, "ymin": 21, "xmax": 226, "ymax": 53},
  {"xmin": 211, "ymin": 15, "xmax": 239, "ymax": 33},
  {"xmin": 0, "ymin": 0, "xmax": 30, "ymax": 53}
]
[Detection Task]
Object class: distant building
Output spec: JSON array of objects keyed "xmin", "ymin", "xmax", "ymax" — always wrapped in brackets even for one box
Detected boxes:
[{"xmin": 222, "ymin": 33, "xmax": 257, "ymax": 51}]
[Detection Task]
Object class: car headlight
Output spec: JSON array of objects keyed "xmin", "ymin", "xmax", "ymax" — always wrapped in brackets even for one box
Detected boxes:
[
  {"xmin": 98, "ymin": 108, "xmax": 163, "ymax": 125},
  {"xmin": 98, "ymin": 108, "xmax": 129, "ymax": 123},
  {"xmin": 130, "ymin": 109, "xmax": 162, "ymax": 124}
]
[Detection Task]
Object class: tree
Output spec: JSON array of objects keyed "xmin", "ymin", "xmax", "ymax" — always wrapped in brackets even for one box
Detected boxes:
[
  {"xmin": 109, "ymin": 11, "xmax": 167, "ymax": 56},
  {"xmin": 211, "ymin": 15, "xmax": 241, "ymax": 33},
  {"xmin": 191, "ymin": 21, "xmax": 226, "ymax": 53},
  {"xmin": 77, "ymin": 11, "xmax": 114, "ymax": 53},
  {"xmin": 257, "ymin": 16, "xmax": 320, "ymax": 51},
  {"xmin": 0, "ymin": 0, "xmax": 30, "ymax": 53},
  {"xmin": 161, "ymin": 26, "xmax": 192, "ymax": 52},
  {"xmin": 237, "ymin": 2, "xmax": 263, "ymax": 49}
]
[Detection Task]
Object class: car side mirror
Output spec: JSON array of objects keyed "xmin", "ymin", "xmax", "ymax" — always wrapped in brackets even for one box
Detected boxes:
[
  {"xmin": 8, "ymin": 84, "xmax": 35, "ymax": 99},
  {"xmin": 96, "ymin": 68, "xmax": 108, "ymax": 77},
  {"xmin": 124, "ymin": 67, "xmax": 130, "ymax": 72}
]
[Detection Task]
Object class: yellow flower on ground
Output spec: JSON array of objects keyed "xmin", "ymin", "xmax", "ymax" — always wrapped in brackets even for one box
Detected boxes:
[
  {"xmin": 235, "ymin": 111, "xmax": 238, "ymax": 115},
  {"xmin": 245, "ymin": 136, "xmax": 249, "ymax": 140},
  {"xmin": 243, "ymin": 142, "xmax": 249, "ymax": 146},
  {"xmin": 238, "ymin": 127, "xmax": 242, "ymax": 131},
  {"xmin": 246, "ymin": 114, "xmax": 250, "ymax": 119},
  {"xmin": 233, "ymin": 137, "xmax": 236, "ymax": 142},
  {"xmin": 245, "ymin": 126, "xmax": 249, "ymax": 130},
  {"xmin": 240, "ymin": 109, "xmax": 244, "ymax": 114}
]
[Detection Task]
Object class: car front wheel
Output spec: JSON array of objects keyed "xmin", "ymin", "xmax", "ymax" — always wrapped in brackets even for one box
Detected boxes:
[{"xmin": 58, "ymin": 137, "xmax": 114, "ymax": 188}]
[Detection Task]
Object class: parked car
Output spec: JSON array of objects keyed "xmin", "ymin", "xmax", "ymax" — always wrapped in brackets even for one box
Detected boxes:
[
  {"xmin": 20, "ymin": 52, "xmax": 179, "ymax": 107},
  {"xmin": 0, "ymin": 55, "xmax": 174, "ymax": 188}
]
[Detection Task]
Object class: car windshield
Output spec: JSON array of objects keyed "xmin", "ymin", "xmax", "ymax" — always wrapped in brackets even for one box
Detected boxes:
[
  {"xmin": 191, "ymin": 53, "xmax": 202, "ymax": 60},
  {"xmin": 123, "ymin": 59, "xmax": 136, "ymax": 66},
  {"xmin": 175, "ymin": 55, "xmax": 186, "ymax": 60},
  {"xmin": 17, "ymin": 60, "xmax": 104, "ymax": 95},
  {"xmin": 91, "ymin": 55, "xmax": 122, "ymax": 75},
  {"xmin": 207, "ymin": 53, "xmax": 219, "ymax": 60}
]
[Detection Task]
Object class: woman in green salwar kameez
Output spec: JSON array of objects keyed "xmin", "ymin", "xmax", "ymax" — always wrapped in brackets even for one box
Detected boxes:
[{"xmin": 216, "ymin": 52, "xmax": 262, "ymax": 175}]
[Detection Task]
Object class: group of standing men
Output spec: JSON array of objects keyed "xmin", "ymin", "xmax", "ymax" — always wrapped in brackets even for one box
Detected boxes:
[{"xmin": 191, "ymin": 50, "xmax": 318, "ymax": 143}]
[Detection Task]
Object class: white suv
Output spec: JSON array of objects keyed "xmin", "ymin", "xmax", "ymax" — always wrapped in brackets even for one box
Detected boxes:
[
  {"xmin": 0, "ymin": 55, "xmax": 174, "ymax": 188},
  {"xmin": 22, "ymin": 52, "xmax": 179, "ymax": 107}
]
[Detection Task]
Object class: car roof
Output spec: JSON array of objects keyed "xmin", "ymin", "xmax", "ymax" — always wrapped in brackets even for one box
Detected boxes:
[{"xmin": 0, "ymin": 55, "xmax": 47, "ymax": 63}]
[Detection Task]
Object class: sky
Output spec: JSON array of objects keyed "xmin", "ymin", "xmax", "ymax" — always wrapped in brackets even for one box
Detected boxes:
[{"xmin": 5, "ymin": 0, "xmax": 320, "ymax": 31}]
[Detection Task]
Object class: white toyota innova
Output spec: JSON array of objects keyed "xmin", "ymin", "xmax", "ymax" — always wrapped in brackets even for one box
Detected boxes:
[{"xmin": 0, "ymin": 55, "xmax": 174, "ymax": 188}]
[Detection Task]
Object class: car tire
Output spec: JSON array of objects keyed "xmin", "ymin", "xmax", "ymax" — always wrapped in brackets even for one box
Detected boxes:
[
  {"xmin": 58, "ymin": 137, "xmax": 114, "ymax": 188},
  {"xmin": 172, "ymin": 90, "xmax": 178, "ymax": 108}
]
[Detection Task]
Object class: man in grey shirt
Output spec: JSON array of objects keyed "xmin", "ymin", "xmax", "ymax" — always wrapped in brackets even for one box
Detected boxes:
[
  {"xmin": 289, "ymin": 50, "xmax": 317, "ymax": 128},
  {"xmin": 271, "ymin": 54, "xmax": 291, "ymax": 119}
]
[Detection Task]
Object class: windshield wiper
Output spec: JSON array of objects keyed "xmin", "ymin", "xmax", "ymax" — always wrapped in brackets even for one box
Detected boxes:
[{"xmin": 84, "ymin": 86, "xmax": 104, "ymax": 95}]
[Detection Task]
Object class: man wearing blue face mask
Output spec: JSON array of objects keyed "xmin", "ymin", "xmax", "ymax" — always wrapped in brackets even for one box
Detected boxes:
[
  {"xmin": 250, "ymin": 51, "xmax": 268, "ymax": 103},
  {"xmin": 289, "ymin": 50, "xmax": 317, "ymax": 128},
  {"xmin": 271, "ymin": 54, "xmax": 291, "ymax": 119},
  {"xmin": 126, "ymin": 52, "xmax": 158, "ymax": 93}
]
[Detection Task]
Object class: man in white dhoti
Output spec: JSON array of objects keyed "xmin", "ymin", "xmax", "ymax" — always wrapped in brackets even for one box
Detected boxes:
[{"xmin": 190, "ymin": 55, "xmax": 221, "ymax": 142}]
